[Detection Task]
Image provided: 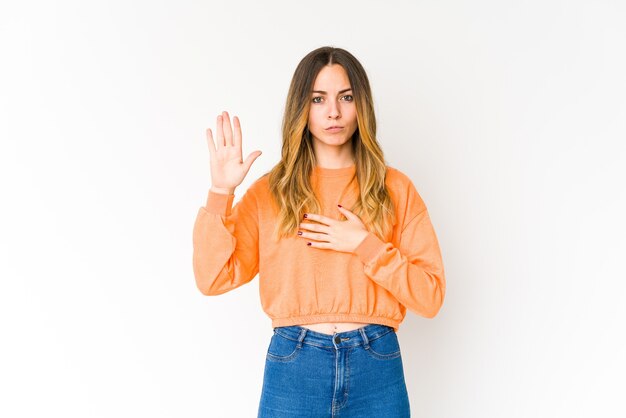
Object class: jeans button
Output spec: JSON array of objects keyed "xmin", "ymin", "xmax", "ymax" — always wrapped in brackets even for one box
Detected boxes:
[{"xmin": 334, "ymin": 335, "xmax": 341, "ymax": 344}]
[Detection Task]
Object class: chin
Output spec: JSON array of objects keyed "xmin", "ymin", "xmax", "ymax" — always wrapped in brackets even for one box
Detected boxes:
[
  {"xmin": 312, "ymin": 131, "xmax": 355, "ymax": 146},
  {"xmin": 327, "ymin": 137, "xmax": 351, "ymax": 145}
]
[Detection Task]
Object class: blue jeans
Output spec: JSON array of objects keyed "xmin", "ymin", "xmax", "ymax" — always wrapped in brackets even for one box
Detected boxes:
[{"xmin": 257, "ymin": 324, "xmax": 411, "ymax": 417}]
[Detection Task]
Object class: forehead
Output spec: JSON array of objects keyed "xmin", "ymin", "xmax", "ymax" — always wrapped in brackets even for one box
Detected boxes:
[{"xmin": 312, "ymin": 64, "xmax": 350, "ymax": 89}]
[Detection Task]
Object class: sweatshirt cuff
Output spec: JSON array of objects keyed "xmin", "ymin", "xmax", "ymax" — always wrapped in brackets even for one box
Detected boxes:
[
  {"xmin": 205, "ymin": 190, "xmax": 235, "ymax": 216},
  {"xmin": 353, "ymin": 232, "xmax": 388, "ymax": 265}
]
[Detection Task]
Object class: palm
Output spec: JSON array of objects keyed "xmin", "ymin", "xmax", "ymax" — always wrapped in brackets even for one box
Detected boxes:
[
  {"xmin": 206, "ymin": 111, "xmax": 262, "ymax": 189},
  {"xmin": 211, "ymin": 143, "xmax": 246, "ymax": 186}
]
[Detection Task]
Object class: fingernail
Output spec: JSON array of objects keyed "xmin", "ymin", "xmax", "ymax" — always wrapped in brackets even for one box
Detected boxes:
[
  {"xmin": 297, "ymin": 231, "xmax": 302, "ymax": 235},
  {"xmin": 303, "ymin": 214, "xmax": 308, "ymax": 218},
  {"xmin": 337, "ymin": 204, "xmax": 342, "ymax": 208},
  {"xmin": 307, "ymin": 242, "xmax": 311, "ymax": 246}
]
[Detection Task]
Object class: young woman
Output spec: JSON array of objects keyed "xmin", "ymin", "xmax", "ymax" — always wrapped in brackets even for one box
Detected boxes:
[{"xmin": 193, "ymin": 46, "xmax": 446, "ymax": 417}]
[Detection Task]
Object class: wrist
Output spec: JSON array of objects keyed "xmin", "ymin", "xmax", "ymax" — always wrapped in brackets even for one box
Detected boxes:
[{"xmin": 210, "ymin": 186, "xmax": 235, "ymax": 195}]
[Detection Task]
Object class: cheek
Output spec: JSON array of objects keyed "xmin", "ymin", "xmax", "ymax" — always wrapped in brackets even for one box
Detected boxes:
[
  {"xmin": 346, "ymin": 106, "xmax": 358, "ymax": 126},
  {"xmin": 308, "ymin": 108, "xmax": 323, "ymax": 129}
]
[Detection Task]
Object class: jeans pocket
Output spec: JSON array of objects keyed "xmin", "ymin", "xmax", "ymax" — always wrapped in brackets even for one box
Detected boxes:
[
  {"xmin": 266, "ymin": 331, "xmax": 303, "ymax": 363},
  {"xmin": 365, "ymin": 329, "xmax": 402, "ymax": 360}
]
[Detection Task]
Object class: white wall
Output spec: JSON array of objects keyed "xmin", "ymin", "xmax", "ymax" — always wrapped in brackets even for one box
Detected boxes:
[{"xmin": 1, "ymin": 1, "xmax": 624, "ymax": 417}]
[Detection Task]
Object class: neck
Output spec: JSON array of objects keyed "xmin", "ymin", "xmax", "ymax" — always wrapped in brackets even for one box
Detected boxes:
[
  {"xmin": 314, "ymin": 154, "xmax": 355, "ymax": 169},
  {"xmin": 311, "ymin": 139, "xmax": 354, "ymax": 168}
]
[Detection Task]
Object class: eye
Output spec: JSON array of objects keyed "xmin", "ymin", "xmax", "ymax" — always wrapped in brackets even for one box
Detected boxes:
[
  {"xmin": 341, "ymin": 95, "xmax": 354, "ymax": 102},
  {"xmin": 312, "ymin": 96, "xmax": 323, "ymax": 104}
]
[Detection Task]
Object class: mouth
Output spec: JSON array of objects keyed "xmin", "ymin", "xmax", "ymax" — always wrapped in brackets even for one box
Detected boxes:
[{"xmin": 325, "ymin": 126, "xmax": 344, "ymax": 132}]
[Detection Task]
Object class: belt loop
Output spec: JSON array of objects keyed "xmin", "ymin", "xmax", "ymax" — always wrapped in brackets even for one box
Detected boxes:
[
  {"xmin": 297, "ymin": 327, "xmax": 307, "ymax": 348},
  {"xmin": 359, "ymin": 327, "xmax": 370, "ymax": 349}
]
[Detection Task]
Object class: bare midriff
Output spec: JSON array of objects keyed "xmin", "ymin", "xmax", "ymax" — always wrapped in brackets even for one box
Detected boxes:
[{"xmin": 297, "ymin": 322, "xmax": 371, "ymax": 335}]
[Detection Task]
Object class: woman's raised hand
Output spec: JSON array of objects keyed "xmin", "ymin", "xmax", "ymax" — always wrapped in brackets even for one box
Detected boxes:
[{"xmin": 206, "ymin": 111, "xmax": 262, "ymax": 193}]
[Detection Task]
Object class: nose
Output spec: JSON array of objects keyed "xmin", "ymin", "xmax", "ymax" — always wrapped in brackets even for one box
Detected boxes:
[{"xmin": 327, "ymin": 100, "xmax": 341, "ymax": 119}]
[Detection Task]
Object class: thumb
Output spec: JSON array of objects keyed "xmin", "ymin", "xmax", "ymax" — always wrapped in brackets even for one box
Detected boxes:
[{"xmin": 243, "ymin": 150, "xmax": 262, "ymax": 171}]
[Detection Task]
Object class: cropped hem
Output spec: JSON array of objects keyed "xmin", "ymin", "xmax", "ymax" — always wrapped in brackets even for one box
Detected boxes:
[{"xmin": 271, "ymin": 313, "xmax": 402, "ymax": 332}]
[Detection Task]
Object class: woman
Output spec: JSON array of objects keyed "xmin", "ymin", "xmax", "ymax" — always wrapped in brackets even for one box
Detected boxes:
[{"xmin": 193, "ymin": 46, "xmax": 446, "ymax": 417}]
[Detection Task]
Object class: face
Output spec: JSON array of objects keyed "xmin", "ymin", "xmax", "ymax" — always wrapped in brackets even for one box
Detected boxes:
[{"xmin": 307, "ymin": 64, "xmax": 358, "ymax": 150}]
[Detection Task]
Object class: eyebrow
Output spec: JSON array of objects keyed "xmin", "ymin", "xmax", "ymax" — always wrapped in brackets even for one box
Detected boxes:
[{"xmin": 311, "ymin": 88, "xmax": 353, "ymax": 94}]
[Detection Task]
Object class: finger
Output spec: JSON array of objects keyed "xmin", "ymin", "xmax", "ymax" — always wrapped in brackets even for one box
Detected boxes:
[
  {"xmin": 303, "ymin": 213, "xmax": 335, "ymax": 226},
  {"xmin": 336, "ymin": 205, "xmax": 354, "ymax": 218},
  {"xmin": 338, "ymin": 206, "xmax": 362, "ymax": 223},
  {"xmin": 299, "ymin": 231, "xmax": 330, "ymax": 242},
  {"xmin": 233, "ymin": 116, "xmax": 242, "ymax": 148},
  {"xmin": 299, "ymin": 221, "xmax": 320, "ymax": 232},
  {"xmin": 206, "ymin": 128, "xmax": 216, "ymax": 156},
  {"xmin": 216, "ymin": 114, "xmax": 225, "ymax": 147},
  {"xmin": 307, "ymin": 240, "xmax": 330, "ymax": 250},
  {"xmin": 300, "ymin": 221, "xmax": 331, "ymax": 234},
  {"xmin": 222, "ymin": 111, "xmax": 233, "ymax": 146}
]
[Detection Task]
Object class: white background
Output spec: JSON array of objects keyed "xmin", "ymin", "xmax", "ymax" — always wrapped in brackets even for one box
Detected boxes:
[{"xmin": 1, "ymin": 1, "xmax": 625, "ymax": 417}]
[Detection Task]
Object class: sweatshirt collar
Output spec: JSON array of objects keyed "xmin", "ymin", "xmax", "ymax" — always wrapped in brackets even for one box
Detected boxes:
[{"xmin": 311, "ymin": 164, "xmax": 356, "ymax": 178}]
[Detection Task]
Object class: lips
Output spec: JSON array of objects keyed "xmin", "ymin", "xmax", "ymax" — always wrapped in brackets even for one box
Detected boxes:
[{"xmin": 325, "ymin": 126, "xmax": 344, "ymax": 131}]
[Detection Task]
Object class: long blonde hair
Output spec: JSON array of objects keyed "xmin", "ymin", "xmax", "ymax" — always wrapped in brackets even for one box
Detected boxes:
[{"xmin": 267, "ymin": 46, "xmax": 395, "ymax": 242}]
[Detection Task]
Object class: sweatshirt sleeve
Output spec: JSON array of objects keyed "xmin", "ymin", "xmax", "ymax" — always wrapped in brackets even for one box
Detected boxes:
[
  {"xmin": 192, "ymin": 186, "xmax": 259, "ymax": 296},
  {"xmin": 352, "ymin": 189, "xmax": 446, "ymax": 318}
]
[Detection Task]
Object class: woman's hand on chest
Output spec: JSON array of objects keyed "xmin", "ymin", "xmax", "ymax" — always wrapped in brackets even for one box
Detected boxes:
[{"xmin": 297, "ymin": 205, "xmax": 369, "ymax": 253}]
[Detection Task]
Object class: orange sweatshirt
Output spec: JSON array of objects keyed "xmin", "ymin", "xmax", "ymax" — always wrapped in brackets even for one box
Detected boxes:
[{"xmin": 192, "ymin": 164, "xmax": 445, "ymax": 331}]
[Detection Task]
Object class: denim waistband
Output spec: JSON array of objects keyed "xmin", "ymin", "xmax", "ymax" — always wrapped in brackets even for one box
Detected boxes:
[{"xmin": 273, "ymin": 323, "xmax": 395, "ymax": 349}]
